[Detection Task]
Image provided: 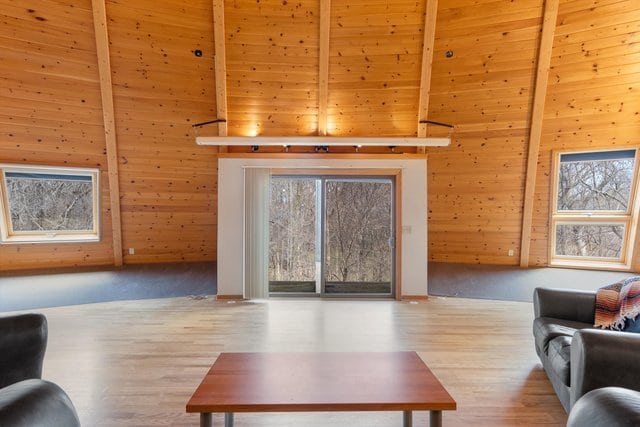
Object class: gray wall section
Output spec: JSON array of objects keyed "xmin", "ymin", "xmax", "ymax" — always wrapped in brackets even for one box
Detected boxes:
[
  {"xmin": 0, "ymin": 262, "xmax": 216, "ymax": 312},
  {"xmin": 428, "ymin": 262, "xmax": 636, "ymax": 302},
  {"xmin": 0, "ymin": 261, "xmax": 636, "ymax": 312}
]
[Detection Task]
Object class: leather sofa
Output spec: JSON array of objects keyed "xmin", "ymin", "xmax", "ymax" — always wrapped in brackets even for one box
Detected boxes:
[
  {"xmin": 567, "ymin": 387, "xmax": 640, "ymax": 427},
  {"xmin": 0, "ymin": 313, "xmax": 80, "ymax": 426},
  {"xmin": 533, "ymin": 287, "xmax": 640, "ymax": 412}
]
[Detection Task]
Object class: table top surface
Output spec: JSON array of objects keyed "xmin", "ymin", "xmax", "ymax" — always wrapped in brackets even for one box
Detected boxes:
[{"xmin": 186, "ymin": 351, "xmax": 456, "ymax": 413}]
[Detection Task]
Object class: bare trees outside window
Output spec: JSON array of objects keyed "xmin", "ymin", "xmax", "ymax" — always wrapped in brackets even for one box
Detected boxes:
[
  {"xmin": 0, "ymin": 166, "xmax": 99, "ymax": 243},
  {"xmin": 325, "ymin": 180, "xmax": 392, "ymax": 293},
  {"xmin": 555, "ymin": 224, "xmax": 624, "ymax": 258},
  {"xmin": 268, "ymin": 176, "xmax": 394, "ymax": 295},
  {"xmin": 557, "ymin": 158, "xmax": 633, "ymax": 211},
  {"xmin": 268, "ymin": 178, "xmax": 317, "ymax": 292},
  {"xmin": 551, "ymin": 149, "xmax": 639, "ymax": 265}
]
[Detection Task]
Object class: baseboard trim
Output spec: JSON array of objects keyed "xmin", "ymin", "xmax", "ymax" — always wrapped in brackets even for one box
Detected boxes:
[
  {"xmin": 400, "ymin": 295, "xmax": 429, "ymax": 300},
  {"xmin": 215, "ymin": 294, "xmax": 244, "ymax": 300}
]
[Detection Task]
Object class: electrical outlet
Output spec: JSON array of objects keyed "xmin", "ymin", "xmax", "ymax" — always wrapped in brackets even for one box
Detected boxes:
[
  {"xmin": 508, "ymin": 249, "xmax": 514, "ymax": 257},
  {"xmin": 128, "ymin": 248, "xmax": 135, "ymax": 255}
]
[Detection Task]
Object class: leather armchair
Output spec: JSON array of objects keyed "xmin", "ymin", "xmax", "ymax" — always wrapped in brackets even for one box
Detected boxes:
[
  {"xmin": 533, "ymin": 287, "xmax": 640, "ymax": 412},
  {"xmin": 533, "ymin": 287, "xmax": 596, "ymax": 325},
  {"xmin": 567, "ymin": 387, "xmax": 640, "ymax": 427},
  {"xmin": 571, "ymin": 329, "xmax": 640, "ymax": 408},
  {"xmin": 0, "ymin": 313, "xmax": 80, "ymax": 427}
]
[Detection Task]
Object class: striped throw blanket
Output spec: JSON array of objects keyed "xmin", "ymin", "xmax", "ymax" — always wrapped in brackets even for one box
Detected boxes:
[{"xmin": 595, "ymin": 276, "xmax": 640, "ymax": 330}]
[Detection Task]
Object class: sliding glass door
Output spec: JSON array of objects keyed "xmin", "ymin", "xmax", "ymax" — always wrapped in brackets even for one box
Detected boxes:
[
  {"xmin": 268, "ymin": 178, "xmax": 319, "ymax": 294},
  {"xmin": 268, "ymin": 176, "xmax": 394, "ymax": 297},
  {"xmin": 324, "ymin": 179, "xmax": 393, "ymax": 295}
]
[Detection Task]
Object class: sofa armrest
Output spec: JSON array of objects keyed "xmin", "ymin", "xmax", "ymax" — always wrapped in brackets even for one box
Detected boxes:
[
  {"xmin": 0, "ymin": 379, "xmax": 80, "ymax": 427},
  {"xmin": 0, "ymin": 314, "xmax": 47, "ymax": 389},
  {"xmin": 570, "ymin": 329, "xmax": 640, "ymax": 408},
  {"xmin": 533, "ymin": 287, "xmax": 596, "ymax": 324}
]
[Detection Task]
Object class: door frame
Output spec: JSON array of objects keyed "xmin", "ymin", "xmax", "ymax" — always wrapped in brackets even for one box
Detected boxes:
[{"xmin": 269, "ymin": 168, "xmax": 403, "ymax": 299}]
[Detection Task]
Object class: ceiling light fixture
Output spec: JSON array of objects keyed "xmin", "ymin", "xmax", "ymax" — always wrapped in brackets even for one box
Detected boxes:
[
  {"xmin": 196, "ymin": 136, "xmax": 450, "ymax": 147},
  {"xmin": 192, "ymin": 119, "xmax": 454, "ymax": 148}
]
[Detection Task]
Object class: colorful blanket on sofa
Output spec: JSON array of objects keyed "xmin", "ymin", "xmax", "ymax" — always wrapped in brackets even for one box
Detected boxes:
[{"xmin": 595, "ymin": 276, "xmax": 640, "ymax": 330}]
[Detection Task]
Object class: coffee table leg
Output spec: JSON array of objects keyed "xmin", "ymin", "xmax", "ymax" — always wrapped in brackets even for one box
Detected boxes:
[
  {"xmin": 200, "ymin": 413, "xmax": 212, "ymax": 427},
  {"xmin": 430, "ymin": 410, "xmax": 442, "ymax": 427},
  {"xmin": 403, "ymin": 410, "xmax": 412, "ymax": 427},
  {"xmin": 224, "ymin": 412, "xmax": 234, "ymax": 427}
]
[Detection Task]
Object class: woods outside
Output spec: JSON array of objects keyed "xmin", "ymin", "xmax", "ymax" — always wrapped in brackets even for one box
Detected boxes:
[
  {"xmin": 268, "ymin": 177, "xmax": 393, "ymax": 293},
  {"xmin": 3, "ymin": 155, "xmax": 636, "ymax": 267},
  {"xmin": 555, "ymin": 156, "xmax": 635, "ymax": 259},
  {"xmin": 6, "ymin": 173, "xmax": 93, "ymax": 232}
]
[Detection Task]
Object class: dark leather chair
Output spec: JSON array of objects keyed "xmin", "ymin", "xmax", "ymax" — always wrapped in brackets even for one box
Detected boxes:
[
  {"xmin": 533, "ymin": 288, "xmax": 640, "ymax": 412},
  {"xmin": 0, "ymin": 313, "xmax": 80, "ymax": 426},
  {"xmin": 567, "ymin": 387, "xmax": 640, "ymax": 427}
]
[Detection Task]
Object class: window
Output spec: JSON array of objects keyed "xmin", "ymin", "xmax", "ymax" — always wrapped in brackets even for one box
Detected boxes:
[
  {"xmin": 268, "ymin": 175, "xmax": 395, "ymax": 296},
  {"xmin": 550, "ymin": 149, "xmax": 640, "ymax": 269},
  {"xmin": 0, "ymin": 165, "xmax": 100, "ymax": 243}
]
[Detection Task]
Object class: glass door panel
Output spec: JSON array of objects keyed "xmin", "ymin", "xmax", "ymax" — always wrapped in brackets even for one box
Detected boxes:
[
  {"xmin": 268, "ymin": 177, "xmax": 320, "ymax": 294},
  {"xmin": 323, "ymin": 179, "xmax": 394, "ymax": 295}
]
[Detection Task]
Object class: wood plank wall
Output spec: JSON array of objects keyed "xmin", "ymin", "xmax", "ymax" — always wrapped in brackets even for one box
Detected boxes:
[
  {"xmin": 105, "ymin": 0, "xmax": 218, "ymax": 264},
  {"xmin": 225, "ymin": 0, "xmax": 320, "ymax": 136},
  {"xmin": 0, "ymin": 0, "xmax": 218, "ymax": 270},
  {"xmin": 528, "ymin": 0, "xmax": 640, "ymax": 267},
  {"xmin": 426, "ymin": 0, "xmax": 543, "ymax": 264},
  {"xmin": 426, "ymin": 0, "xmax": 640, "ymax": 269},
  {"xmin": 328, "ymin": 0, "xmax": 425, "ymax": 136},
  {"xmin": 1, "ymin": 0, "xmax": 639, "ymax": 272},
  {"xmin": 0, "ymin": 0, "xmax": 115, "ymax": 270}
]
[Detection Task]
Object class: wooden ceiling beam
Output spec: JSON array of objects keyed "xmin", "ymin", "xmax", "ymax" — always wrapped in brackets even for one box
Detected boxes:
[
  {"xmin": 91, "ymin": 0, "xmax": 123, "ymax": 267},
  {"xmin": 519, "ymin": 0, "xmax": 560, "ymax": 268},
  {"xmin": 416, "ymin": 0, "xmax": 438, "ymax": 154},
  {"xmin": 317, "ymin": 0, "xmax": 331, "ymax": 136},
  {"xmin": 213, "ymin": 0, "xmax": 229, "ymax": 152}
]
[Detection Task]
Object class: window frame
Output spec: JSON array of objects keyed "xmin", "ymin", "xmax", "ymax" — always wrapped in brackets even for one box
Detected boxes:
[
  {"xmin": 0, "ymin": 164, "xmax": 100, "ymax": 244},
  {"xmin": 549, "ymin": 148, "xmax": 640, "ymax": 270}
]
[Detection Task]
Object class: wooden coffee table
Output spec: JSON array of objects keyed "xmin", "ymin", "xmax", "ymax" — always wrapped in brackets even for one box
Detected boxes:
[{"xmin": 186, "ymin": 351, "xmax": 456, "ymax": 426}]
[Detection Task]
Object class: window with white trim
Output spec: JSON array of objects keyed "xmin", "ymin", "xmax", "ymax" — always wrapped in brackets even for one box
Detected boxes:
[
  {"xmin": 0, "ymin": 165, "xmax": 100, "ymax": 243},
  {"xmin": 550, "ymin": 149, "xmax": 640, "ymax": 269}
]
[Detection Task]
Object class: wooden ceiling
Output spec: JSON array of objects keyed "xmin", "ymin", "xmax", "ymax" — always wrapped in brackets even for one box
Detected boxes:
[{"xmin": 218, "ymin": 0, "xmax": 436, "ymax": 138}]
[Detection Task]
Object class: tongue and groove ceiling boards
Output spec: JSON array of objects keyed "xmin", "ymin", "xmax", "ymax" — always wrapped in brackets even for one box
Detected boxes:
[
  {"xmin": 105, "ymin": 0, "xmax": 218, "ymax": 264},
  {"xmin": 327, "ymin": 1, "xmax": 426, "ymax": 137},
  {"xmin": 223, "ymin": 0, "xmax": 429, "ymax": 140},
  {"xmin": 225, "ymin": 0, "xmax": 320, "ymax": 137},
  {"xmin": 426, "ymin": 0, "xmax": 544, "ymax": 264},
  {"xmin": 0, "ymin": 0, "xmax": 116, "ymax": 269},
  {"xmin": 0, "ymin": 0, "xmax": 219, "ymax": 270},
  {"xmin": 528, "ymin": 0, "xmax": 640, "ymax": 269},
  {"xmin": 426, "ymin": 0, "xmax": 640, "ymax": 268}
]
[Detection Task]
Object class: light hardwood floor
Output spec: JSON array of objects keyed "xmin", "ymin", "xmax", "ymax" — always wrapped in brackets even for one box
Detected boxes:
[{"xmin": 20, "ymin": 296, "xmax": 567, "ymax": 426}]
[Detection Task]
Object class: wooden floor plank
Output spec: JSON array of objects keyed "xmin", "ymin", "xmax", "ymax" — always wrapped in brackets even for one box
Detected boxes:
[{"xmin": 18, "ymin": 296, "xmax": 567, "ymax": 426}]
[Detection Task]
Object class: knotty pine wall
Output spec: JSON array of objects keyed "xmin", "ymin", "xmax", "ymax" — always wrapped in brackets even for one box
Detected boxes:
[
  {"xmin": 225, "ymin": 0, "xmax": 319, "ymax": 136},
  {"xmin": 0, "ymin": 0, "xmax": 218, "ymax": 271},
  {"xmin": 426, "ymin": 0, "xmax": 543, "ymax": 264},
  {"xmin": 529, "ymin": 0, "xmax": 640, "ymax": 267},
  {"xmin": 106, "ymin": 0, "xmax": 218, "ymax": 264},
  {"xmin": 1, "ymin": 0, "xmax": 638, "ymax": 272},
  {"xmin": 328, "ymin": 1, "xmax": 425, "ymax": 136},
  {"xmin": 0, "ymin": 0, "xmax": 116, "ymax": 270}
]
